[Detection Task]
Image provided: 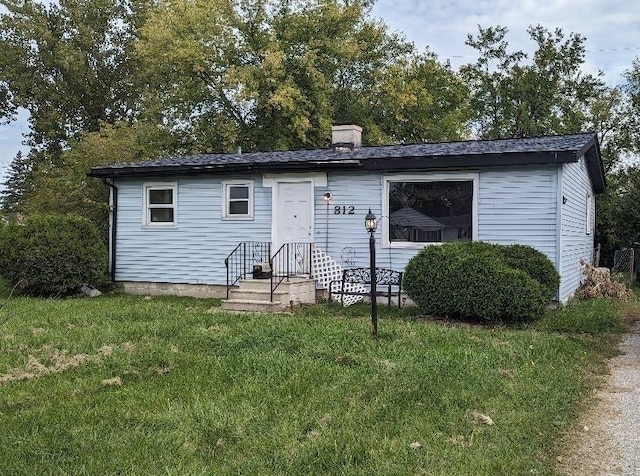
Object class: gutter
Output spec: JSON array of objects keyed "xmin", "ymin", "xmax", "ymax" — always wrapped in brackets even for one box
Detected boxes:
[
  {"xmin": 88, "ymin": 160, "xmax": 364, "ymax": 179},
  {"xmin": 87, "ymin": 150, "xmax": 581, "ymax": 179},
  {"xmin": 103, "ymin": 179, "xmax": 118, "ymax": 282}
]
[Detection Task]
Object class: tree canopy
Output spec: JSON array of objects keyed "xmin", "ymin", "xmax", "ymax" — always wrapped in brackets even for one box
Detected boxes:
[
  {"xmin": 595, "ymin": 59, "xmax": 640, "ymax": 265},
  {"xmin": 0, "ymin": 0, "xmax": 150, "ymax": 151},
  {"xmin": 137, "ymin": 0, "xmax": 468, "ymax": 152},
  {"xmin": 460, "ymin": 25, "xmax": 606, "ymax": 139}
]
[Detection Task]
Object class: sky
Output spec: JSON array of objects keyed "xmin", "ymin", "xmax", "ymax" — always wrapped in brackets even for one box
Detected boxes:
[{"xmin": 1, "ymin": 0, "xmax": 639, "ymax": 185}]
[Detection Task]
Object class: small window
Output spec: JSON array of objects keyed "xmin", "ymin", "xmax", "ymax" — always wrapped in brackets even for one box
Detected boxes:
[
  {"xmin": 144, "ymin": 183, "xmax": 177, "ymax": 227},
  {"xmin": 223, "ymin": 181, "xmax": 254, "ymax": 219}
]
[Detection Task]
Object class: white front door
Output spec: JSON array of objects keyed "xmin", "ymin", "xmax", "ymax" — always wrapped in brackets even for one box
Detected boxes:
[{"xmin": 275, "ymin": 181, "xmax": 313, "ymax": 247}]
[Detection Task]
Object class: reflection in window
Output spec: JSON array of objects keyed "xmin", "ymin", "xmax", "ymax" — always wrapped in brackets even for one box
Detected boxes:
[
  {"xmin": 388, "ymin": 181, "xmax": 473, "ymax": 243},
  {"xmin": 228, "ymin": 185, "xmax": 249, "ymax": 215}
]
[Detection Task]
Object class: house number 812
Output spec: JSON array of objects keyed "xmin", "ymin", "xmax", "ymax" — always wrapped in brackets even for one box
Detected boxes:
[{"xmin": 334, "ymin": 206, "xmax": 355, "ymax": 215}]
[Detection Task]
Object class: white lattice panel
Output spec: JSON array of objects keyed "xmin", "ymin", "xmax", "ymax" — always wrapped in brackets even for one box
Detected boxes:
[{"xmin": 312, "ymin": 247, "xmax": 365, "ymax": 306}]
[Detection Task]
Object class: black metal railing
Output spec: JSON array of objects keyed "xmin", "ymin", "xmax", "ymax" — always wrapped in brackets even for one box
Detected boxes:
[
  {"xmin": 270, "ymin": 242, "xmax": 314, "ymax": 301},
  {"xmin": 224, "ymin": 241, "xmax": 272, "ymax": 298}
]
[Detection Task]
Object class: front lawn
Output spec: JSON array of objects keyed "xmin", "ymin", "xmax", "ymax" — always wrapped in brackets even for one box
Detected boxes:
[{"xmin": 0, "ymin": 292, "xmax": 632, "ymax": 475}]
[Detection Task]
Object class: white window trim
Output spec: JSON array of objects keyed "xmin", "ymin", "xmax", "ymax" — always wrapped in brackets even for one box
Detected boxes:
[
  {"xmin": 382, "ymin": 173, "xmax": 479, "ymax": 249},
  {"xmin": 222, "ymin": 180, "xmax": 254, "ymax": 220},
  {"xmin": 142, "ymin": 182, "xmax": 178, "ymax": 228}
]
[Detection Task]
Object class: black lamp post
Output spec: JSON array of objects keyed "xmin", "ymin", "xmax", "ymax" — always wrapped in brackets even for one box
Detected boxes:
[{"xmin": 365, "ymin": 208, "xmax": 378, "ymax": 337}]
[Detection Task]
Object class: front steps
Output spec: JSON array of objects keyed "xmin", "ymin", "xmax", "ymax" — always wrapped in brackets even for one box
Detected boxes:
[{"xmin": 221, "ymin": 277, "xmax": 316, "ymax": 312}]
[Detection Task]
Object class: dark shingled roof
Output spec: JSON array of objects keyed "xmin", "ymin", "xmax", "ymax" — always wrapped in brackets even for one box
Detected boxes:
[{"xmin": 88, "ymin": 132, "xmax": 605, "ymax": 192}]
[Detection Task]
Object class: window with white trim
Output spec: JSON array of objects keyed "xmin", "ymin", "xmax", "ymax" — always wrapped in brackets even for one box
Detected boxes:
[
  {"xmin": 384, "ymin": 175, "xmax": 477, "ymax": 247},
  {"xmin": 222, "ymin": 180, "xmax": 254, "ymax": 219},
  {"xmin": 143, "ymin": 183, "xmax": 177, "ymax": 227}
]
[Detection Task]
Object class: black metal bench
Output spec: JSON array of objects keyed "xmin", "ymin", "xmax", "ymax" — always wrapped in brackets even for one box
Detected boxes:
[{"xmin": 330, "ymin": 267, "xmax": 403, "ymax": 308}]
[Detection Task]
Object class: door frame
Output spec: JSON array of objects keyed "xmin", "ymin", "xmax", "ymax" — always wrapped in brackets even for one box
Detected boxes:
[
  {"xmin": 273, "ymin": 180, "xmax": 314, "ymax": 249},
  {"xmin": 263, "ymin": 173, "xmax": 327, "ymax": 250}
]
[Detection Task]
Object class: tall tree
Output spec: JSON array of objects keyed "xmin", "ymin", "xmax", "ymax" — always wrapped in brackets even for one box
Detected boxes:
[
  {"xmin": 0, "ymin": 0, "xmax": 156, "ymax": 214},
  {"xmin": 595, "ymin": 58, "xmax": 640, "ymax": 266},
  {"xmin": 622, "ymin": 59, "xmax": 640, "ymax": 154},
  {"xmin": 0, "ymin": 0, "xmax": 150, "ymax": 152},
  {"xmin": 596, "ymin": 166, "xmax": 640, "ymax": 266},
  {"xmin": 0, "ymin": 150, "xmax": 36, "ymax": 213},
  {"xmin": 137, "ymin": 0, "xmax": 469, "ymax": 152},
  {"xmin": 0, "ymin": 82, "xmax": 16, "ymax": 123},
  {"xmin": 461, "ymin": 25, "xmax": 605, "ymax": 139}
]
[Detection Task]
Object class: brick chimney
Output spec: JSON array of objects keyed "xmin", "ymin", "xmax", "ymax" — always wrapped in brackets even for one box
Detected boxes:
[{"xmin": 331, "ymin": 124, "xmax": 362, "ymax": 150}]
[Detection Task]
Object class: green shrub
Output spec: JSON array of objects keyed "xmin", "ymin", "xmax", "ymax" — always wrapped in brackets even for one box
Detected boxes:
[
  {"xmin": 0, "ymin": 214, "xmax": 108, "ymax": 297},
  {"xmin": 403, "ymin": 241, "xmax": 549, "ymax": 322},
  {"xmin": 494, "ymin": 244, "xmax": 560, "ymax": 301}
]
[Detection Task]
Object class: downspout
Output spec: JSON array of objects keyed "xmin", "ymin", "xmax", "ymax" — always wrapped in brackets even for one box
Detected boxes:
[{"xmin": 104, "ymin": 179, "xmax": 118, "ymax": 283}]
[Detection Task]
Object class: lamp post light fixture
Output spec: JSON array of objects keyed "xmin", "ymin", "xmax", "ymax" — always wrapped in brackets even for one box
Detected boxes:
[{"xmin": 364, "ymin": 208, "xmax": 378, "ymax": 337}]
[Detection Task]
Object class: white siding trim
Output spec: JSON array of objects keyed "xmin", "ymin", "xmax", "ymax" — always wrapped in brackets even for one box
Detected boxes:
[
  {"xmin": 381, "ymin": 172, "xmax": 479, "ymax": 249},
  {"xmin": 263, "ymin": 173, "xmax": 327, "ymax": 188}
]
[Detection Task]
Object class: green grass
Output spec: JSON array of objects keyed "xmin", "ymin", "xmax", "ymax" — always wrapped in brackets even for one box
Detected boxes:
[
  {"xmin": 0, "ymin": 289, "xmax": 633, "ymax": 475},
  {"xmin": 535, "ymin": 298, "xmax": 627, "ymax": 335}
]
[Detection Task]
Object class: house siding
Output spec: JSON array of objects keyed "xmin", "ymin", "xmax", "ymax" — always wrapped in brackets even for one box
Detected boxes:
[
  {"xmin": 559, "ymin": 157, "xmax": 595, "ymax": 301},
  {"xmin": 314, "ymin": 166, "xmax": 558, "ymax": 274},
  {"xmin": 113, "ymin": 165, "xmax": 563, "ymax": 291},
  {"xmin": 313, "ymin": 173, "xmax": 382, "ymax": 268},
  {"xmin": 115, "ymin": 176, "xmax": 272, "ymax": 284},
  {"xmin": 477, "ymin": 166, "xmax": 558, "ymax": 266}
]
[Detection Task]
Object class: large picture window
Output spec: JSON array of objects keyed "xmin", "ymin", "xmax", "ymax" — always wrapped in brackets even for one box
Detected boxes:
[
  {"xmin": 222, "ymin": 180, "xmax": 254, "ymax": 219},
  {"xmin": 143, "ymin": 183, "xmax": 177, "ymax": 227},
  {"xmin": 386, "ymin": 177, "xmax": 476, "ymax": 246}
]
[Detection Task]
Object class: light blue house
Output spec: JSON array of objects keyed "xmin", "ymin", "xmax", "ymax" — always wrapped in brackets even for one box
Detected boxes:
[{"xmin": 89, "ymin": 125, "xmax": 605, "ymax": 306}]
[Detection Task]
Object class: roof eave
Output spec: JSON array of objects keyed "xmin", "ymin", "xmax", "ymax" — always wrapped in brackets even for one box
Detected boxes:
[
  {"xmin": 361, "ymin": 150, "xmax": 576, "ymax": 171},
  {"xmin": 87, "ymin": 160, "xmax": 363, "ymax": 179}
]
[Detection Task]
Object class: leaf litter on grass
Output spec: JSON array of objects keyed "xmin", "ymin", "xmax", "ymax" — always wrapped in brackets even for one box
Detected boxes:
[{"xmin": 0, "ymin": 342, "xmax": 135, "ymax": 385}]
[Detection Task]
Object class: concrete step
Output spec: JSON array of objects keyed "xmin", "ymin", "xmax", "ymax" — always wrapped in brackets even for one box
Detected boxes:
[
  {"xmin": 236, "ymin": 277, "xmax": 313, "ymax": 292},
  {"xmin": 227, "ymin": 288, "xmax": 287, "ymax": 303},
  {"xmin": 223, "ymin": 277, "xmax": 317, "ymax": 312},
  {"xmin": 220, "ymin": 298, "xmax": 289, "ymax": 313},
  {"xmin": 235, "ymin": 278, "xmax": 272, "ymax": 291}
]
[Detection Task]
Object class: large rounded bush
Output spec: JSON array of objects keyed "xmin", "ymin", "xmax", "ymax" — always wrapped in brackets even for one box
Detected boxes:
[
  {"xmin": 493, "ymin": 244, "xmax": 560, "ymax": 301},
  {"xmin": 0, "ymin": 214, "xmax": 108, "ymax": 296},
  {"xmin": 403, "ymin": 241, "xmax": 549, "ymax": 322}
]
